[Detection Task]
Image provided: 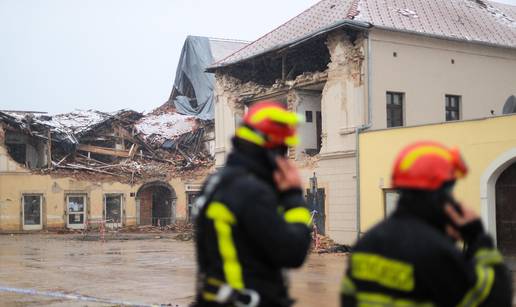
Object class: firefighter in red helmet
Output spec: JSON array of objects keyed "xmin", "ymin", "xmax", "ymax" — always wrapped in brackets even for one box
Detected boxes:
[
  {"xmin": 193, "ymin": 101, "xmax": 311, "ymax": 307},
  {"xmin": 341, "ymin": 141, "xmax": 512, "ymax": 307}
]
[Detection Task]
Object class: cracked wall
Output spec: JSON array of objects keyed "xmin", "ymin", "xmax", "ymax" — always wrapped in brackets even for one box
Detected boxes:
[{"xmin": 213, "ymin": 30, "xmax": 368, "ymax": 244}]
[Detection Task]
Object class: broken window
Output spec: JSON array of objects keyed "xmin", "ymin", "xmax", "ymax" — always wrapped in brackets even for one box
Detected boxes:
[
  {"xmin": 386, "ymin": 92, "xmax": 404, "ymax": 128},
  {"xmin": 4, "ymin": 131, "xmax": 48, "ymax": 169},
  {"xmin": 295, "ymin": 90, "xmax": 322, "ymax": 157},
  {"xmin": 104, "ymin": 194, "xmax": 123, "ymax": 225},
  {"xmin": 445, "ymin": 95, "xmax": 461, "ymax": 121}
]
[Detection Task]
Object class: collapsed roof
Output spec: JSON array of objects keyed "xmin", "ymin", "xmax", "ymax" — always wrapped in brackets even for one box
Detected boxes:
[
  {"xmin": 168, "ymin": 36, "xmax": 249, "ymax": 120},
  {"xmin": 0, "ymin": 108, "xmax": 213, "ymax": 182}
]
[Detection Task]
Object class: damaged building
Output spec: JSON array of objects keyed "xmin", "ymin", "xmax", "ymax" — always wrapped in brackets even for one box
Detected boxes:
[
  {"xmin": 209, "ymin": 0, "xmax": 516, "ymax": 244},
  {"xmin": 0, "ymin": 35, "xmax": 248, "ymax": 232}
]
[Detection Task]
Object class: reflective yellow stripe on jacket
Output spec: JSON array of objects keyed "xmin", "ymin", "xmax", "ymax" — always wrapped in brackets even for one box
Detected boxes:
[
  {"xmin": 351, "ymin": 253, "xmax": 415, "ymax": 292},
  {"xmin": 206, "ymin": 202, "xmax": 244, "ymax": 289},
  {"xmin": 284, "ymin": 207, "xmax": 311, "ymax": 226},
  {"xmin": 456, "ymin": 248, "xmax": 502, "ymax": 307},
  {"xmin": 356, "ymin": 292, "xmax": 434, "ymax": 307}
]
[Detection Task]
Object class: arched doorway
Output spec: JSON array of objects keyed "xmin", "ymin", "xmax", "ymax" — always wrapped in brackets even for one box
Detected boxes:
[
  {"xmin": 496, "ymin": 162, "xmax": 516, "ymax": 255},
  {"xmin": 480, "ymin": 148, "xmax": 516, "ymax": 244},
  {"xmin": 136, "ymin": 181, "xmax": 176, "ymax": 226}
]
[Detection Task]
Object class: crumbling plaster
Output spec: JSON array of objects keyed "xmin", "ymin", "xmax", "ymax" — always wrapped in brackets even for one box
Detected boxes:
[
  {"xmin": 213, "ymin": 30, "xmax": 368, "ymax": 244},
  {"xmin": 0, "ymin": 139, "xmax": 201, "ymax": 231}
]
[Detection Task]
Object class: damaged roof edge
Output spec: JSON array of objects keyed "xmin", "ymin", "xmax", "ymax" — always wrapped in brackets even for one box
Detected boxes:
[
  {"xmin": 206, "ymin": 19, "xmax": 371, "ymax": 72},
  {"xmin": 372, "ymin": 25, "xmax": 516, "ymax": 51}
]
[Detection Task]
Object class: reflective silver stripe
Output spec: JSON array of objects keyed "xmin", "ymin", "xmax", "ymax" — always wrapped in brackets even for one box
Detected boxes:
[{"xmin": 456, "ymin": 265, "xmax": 495, "ymax": 307}]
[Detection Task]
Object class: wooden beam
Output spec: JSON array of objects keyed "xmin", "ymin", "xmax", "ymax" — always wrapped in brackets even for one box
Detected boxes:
[
  {"xmin": 128, "ymin": 144, "xmax": 139, "ymax": 159},
  {"xmin": 77, "ymin": 144, "xmax": 130, "ymax": 158},
  {"xmin": 47, "ymin": 129, "xmax": 52, "ymax": 169}
]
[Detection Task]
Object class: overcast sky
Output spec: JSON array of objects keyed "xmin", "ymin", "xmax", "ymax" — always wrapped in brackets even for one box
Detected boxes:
[{"xmin": 1, "ymin": 0, "xmax": 515, "ymax": 114}]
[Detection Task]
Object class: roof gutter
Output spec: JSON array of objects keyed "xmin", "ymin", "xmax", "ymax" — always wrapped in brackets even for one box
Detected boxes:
[{"xmin": 206, "ymin": 19, "xmax": 371, "ymax": 72}]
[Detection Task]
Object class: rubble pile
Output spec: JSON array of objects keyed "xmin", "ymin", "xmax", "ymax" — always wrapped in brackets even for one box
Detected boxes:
[
  {"xmin": 313, "ymin": 234, "xmax": 351, "ymax": 254},
  {"xmin": 119, "ymin": 221, "xmax": 194, "ymax": 241},
  {"xmin": 0, "ymin": 106, "xmax": 214, "ymax": 183}
]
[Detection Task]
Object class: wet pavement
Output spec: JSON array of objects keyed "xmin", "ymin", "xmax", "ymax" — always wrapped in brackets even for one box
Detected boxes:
[
  {"xmin": 2, "ymin": 234, "xmax": 514, "ymax": 307},
  {"xmin": 0, "ymin": 234, "xmax": 346, "ymax": 307}
]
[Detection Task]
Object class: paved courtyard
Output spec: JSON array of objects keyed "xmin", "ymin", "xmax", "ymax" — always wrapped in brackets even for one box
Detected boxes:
[{"xmin": 0, "ymin": 234, "xmax": 345, "ymax": 307}]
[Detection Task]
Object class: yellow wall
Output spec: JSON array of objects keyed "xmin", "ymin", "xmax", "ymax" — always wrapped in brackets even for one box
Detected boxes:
[
  {"xmin": 0, "ymin": 142, "xmax": 200, "ymax": 231},
  {"xmin": 359, "ymin": 114, "xmax": 516, "ymax": 233}
]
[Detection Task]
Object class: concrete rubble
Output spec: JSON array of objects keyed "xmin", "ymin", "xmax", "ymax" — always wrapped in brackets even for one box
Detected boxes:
[{"xmin": 0, "ymin": 103, "xmax": 214, "ymax": 184}]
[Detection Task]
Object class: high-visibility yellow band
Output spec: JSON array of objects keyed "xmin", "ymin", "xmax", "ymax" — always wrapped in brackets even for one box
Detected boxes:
[
  {"xmin": 206, "ymin": 277, "xmax": 225, "ymax": 287},
  {"xmin": 235, "ymin": 126, "xmax": 266, "ymax": 146},
  {"xmin": 355, "ymin": 292, "xmax": 434, "ymax": 307},
  {"xmin": 207, "ymin": 201, "xmax": 236, "ymax": 224},
  {"xmin": 284, "ymin": 207, "xmax": 311, "ymax": 226},
  {"xmin": 341, "ymin": 275, "xmax": 356, "ymax": 295},
  {"xmin": 474, "ymin": 248, "xmax": 503, "ymax": 266},
  {"xmin": 399, "ymin": 145, "xmax": 452, "ymax": 171},
  {"xmin": 457, "ymin": 265, "xmax": 495, "ymax": 307},
  {"xmin": 351, "ymin": 253, "xmax": 414, "ymax": 292},
  {"xmin": 285, "ymin": 135, "xmax": 300, "ymax": 146},
  {"xmin": 202, "ymin": 291, "xmax": 217, "ymax": 302},
  {"xmin": 249, "ymin": 106, "xmax": 301, "ymax": 126},
  {"xmin": 206, "ymin": 202, "xmax": 244, "ymax": 290}
]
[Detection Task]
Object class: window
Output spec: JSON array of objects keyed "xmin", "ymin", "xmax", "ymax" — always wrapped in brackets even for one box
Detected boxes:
[
  {"xmin": 66, "ymin": 194, "xmax": 87, "ymax": 229},
  {"xmin": 23, "ymin": 194, "xmax": 43, "ymax": 230},
  {"xmin": 305, "ymin": 111, "xmax": 313, "ymax": 123},
  {"xmin": 384, "ymin": 190, "xmax": 399, "ymax": 217},
  {"xmin": 187, "ymin": 192, "xmax": 200, "ymax": 222},
  {"xmin": 386, "ymin": 92, "xmax": 404, "ymax": 127},
  {"xmin": 104, "ymin": 194, "xmax": 123, "ymax": 226},
  {"xmin": 445, "ymin": 95, "xmax": 461, "ymax": 121}
]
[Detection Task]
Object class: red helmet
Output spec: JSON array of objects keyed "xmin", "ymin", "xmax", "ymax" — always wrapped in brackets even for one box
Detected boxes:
[
  {"xmin": 392, "ymin": 141, "xmax": 468, "ymax": 190},
  {"xmin": 236, "ymin": 100, "xmax": 300, "ymax": 148}
]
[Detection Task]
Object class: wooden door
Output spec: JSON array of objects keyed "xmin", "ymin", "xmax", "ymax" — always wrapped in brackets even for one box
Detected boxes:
[{"xmin": 496, "ymin": 162, "xmax": 516, "ymax": 255}]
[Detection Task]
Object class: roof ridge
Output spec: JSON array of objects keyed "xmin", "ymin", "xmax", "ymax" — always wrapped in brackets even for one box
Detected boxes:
[
  {"xmin": 212, "ymin": 0, "xmax": 334, "ymax": 66},
  {"xmin": 206, "ymin": 37, "xmax": 251, "ymax": 44}
]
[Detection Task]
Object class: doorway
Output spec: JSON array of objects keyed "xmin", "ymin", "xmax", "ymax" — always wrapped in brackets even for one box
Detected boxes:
[
  {"xmin": 496, "ymin": 162, "xmax": 516, "ymax": 255},
  {"xmin": 136, "ymin": 181, "xmax": 176, "ymax": 226},
  {"xmin": 22, "ymin": 195, "xmax": 43, "ymax": 230},
  {"xmin": 66, "ymin": 194, "xmax": 87, "ymax": 229},
  {"xmin": 104, "ymin": 194, "xmax": 123, "ymax": 228}
]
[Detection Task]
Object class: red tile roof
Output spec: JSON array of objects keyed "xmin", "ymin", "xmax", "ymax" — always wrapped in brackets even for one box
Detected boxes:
[{"xmin": 214, "ymin": 0, "xmax": 516, "ymax": 68}]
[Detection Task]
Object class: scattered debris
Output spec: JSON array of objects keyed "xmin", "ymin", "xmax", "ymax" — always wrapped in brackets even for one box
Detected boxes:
[
  {"xmin": 0, "ymin": 105, "xmax": 214, "ymax": 183},
  {"xmin": 313, "ymin": 234, "xmax": 351, "ymax": 254}
]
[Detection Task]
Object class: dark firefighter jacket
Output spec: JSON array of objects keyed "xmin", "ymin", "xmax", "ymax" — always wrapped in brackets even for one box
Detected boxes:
[
  {"xmin": 194, "ymin": 149, "xmax": 312, "ymax": 306},
  {"xmin": 341, "ymin": 204, "xmax": 512, "ymax": 307}
]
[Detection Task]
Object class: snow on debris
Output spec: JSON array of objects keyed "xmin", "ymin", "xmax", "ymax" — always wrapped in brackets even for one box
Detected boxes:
[
  {"xmin": 396, "ymin": 8, "xmax": 419, "ymax": 18},
  {"xmin": 42, "ymin": 110, "xmax": 112, "ymax": 135},
  {"xmin": 135, "ymin": 112, "xmax": 196, "ymax": 140}
]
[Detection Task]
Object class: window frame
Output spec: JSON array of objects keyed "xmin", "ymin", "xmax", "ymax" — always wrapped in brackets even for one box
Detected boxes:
[
  {"xmin": 22, "ymin": 194, "xmax": 43, "ymax": 230},
  {"xmin": 383, "ymin": 189, "xmax": 400, "ymax": 218},
  {"xmin": 386, "ymin": 91, "xmax": 405, "ymax": 128},
  {"xmin": 445, "ymin": 94, "xmax": 461, "ymax": 121},
  {"xmin": 104, "ymin": 193, "xmax": 124, "ymax": 227}
]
